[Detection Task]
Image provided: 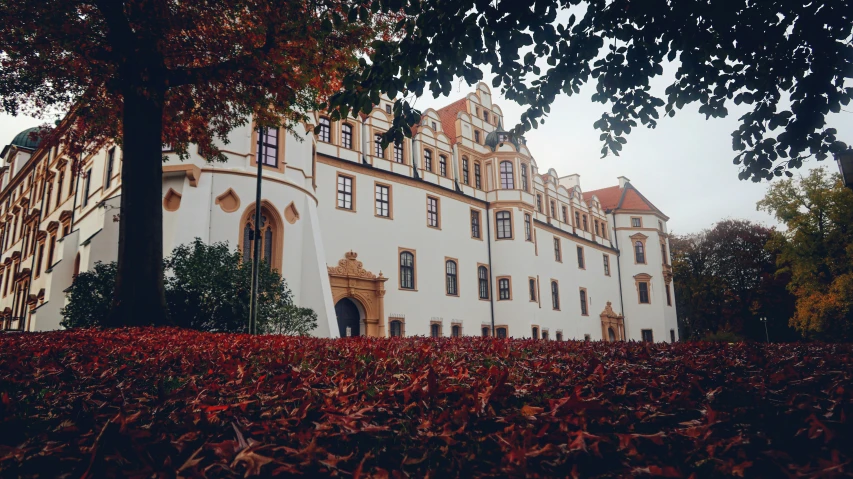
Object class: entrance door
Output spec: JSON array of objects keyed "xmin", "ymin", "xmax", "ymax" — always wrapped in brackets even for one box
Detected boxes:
[
  {"xmin": 608, "ymin": 327, "xmax": 616, "ymax": 342},
  {"xmin": 335, "ymin": 298, "xmax": 361, "ymax": 337}
]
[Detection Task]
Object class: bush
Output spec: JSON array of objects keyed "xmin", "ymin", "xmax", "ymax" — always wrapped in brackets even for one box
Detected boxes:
[
  {"xmin": 61, "ymin": 239, "xmax": 317, "ymax": 334},
  {"xmin": 1, "ymin": 329, "xmax": 851, "ymax": 477}
]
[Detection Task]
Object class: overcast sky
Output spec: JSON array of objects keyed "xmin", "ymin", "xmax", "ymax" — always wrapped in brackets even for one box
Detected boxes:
[{"xmin": 2, "ymin": 71, "xmax": 850, "ymax": 235}]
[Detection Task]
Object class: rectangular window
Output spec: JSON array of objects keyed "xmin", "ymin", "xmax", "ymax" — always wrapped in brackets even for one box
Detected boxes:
[
  {"xmin": 582, "ymin": 215, "xmax": 588, "ymax": 231},
  {"xmin": 56, "ymin": 170, "xmax": 64, "ymax": 208},
  {"xmin": 471, "ymin": 210, "xmax": 481, "ymax": 239},
  {"xmin": 577, "ymin": 246, "xmax": 585, "ymax": 269},
  {"xmin": 105, "ymin": 148, "xmax": 115, "ymax": 189},
  {"xmin": 594, "ymin": 220, "xmax": 600, "ymax": 236},
  {"xmin": 385, "ymin": 104, "xmax": 392, "ymax": 114},
  {"xmin": 35, "ymin": 242, "xmax": 44, "ymax": 277},
  {"xmin": 439, "ymin": 155, "xmax": 447, "ymax": 176},
  {"xmin": 659, "ymin": 220, "xmax": 663, "ymax": 231},
  {"xmin": 670, "ymin": 329, "xmax": 676, "ymax": 342},
  {"xmin": 374, "ymin": 134, "xmax": 384, "ymax": 158},
  {"xmin": 498, "ymin": 277, "xmax": 511, "ymax": 300},
  {"xmin": 666, "ymin": 284, "xmax": 672, "ymax": 306},
  {"xmin": 639, "ymin": 282, "xmax": 650, "ymax": 304},
  {"xmin": 394, "ymin": 141, "xmax": 404, "ymax": 163},
  {"xmin": 553, "ymin": 237, "xmax": 561, "ymax": 262},
  {"xmin": 574, "ymin": 211, "xmax": 580, "ymax": 226},
  {"xmin": 257, "ymin": 127, "xmax": 278, "ymax": 166},
  {"xmin": 661, "ymin": 243, "xmax": 668, "ymax": 265},
  {"xmin": 82, "ymin": 170, "xmax": 91, "ymax": 207},
  {"xmin": 562, "ymin": 206, "xmax": 568, "ymax": 223},
  {"xmin": 524, "ymin": 213, "xmax": 532, "ymax": 241},
  {"xmin": 551, "ymin": 281, "xmax": 560, "ymax": 310},
  {"xmin": 631, "ymin": 217, "xmax": 642, "ymax": 228},
  {"xmin": 475, "ymin": 163, "xmax": 481, "ymax": 189},
  {"xmin": 427, "ymin": 196, "xmax": 439, "ymax": 228},
  {"xmin": 46, "ymin": 234, "xmax": 56, "ymax": 269},
  {"xmin": 536, "ymin": 194, "xmax": 543, "ymax": 213},
  {"xmin": 496, "ymin": 211, "xmax": 513, "ymax": 239},
  {"xmin": 375, "ymin": 184, "xmax": 390, "ymax": 217},
  {"xmin": 603, "ymin": 254, "xmax": 610, "ymax": 276},
  {"xmin": 529, "ymin": 278, "xmax": 537, "ymax": 302},
  {"xmin": 336, "ymin": 174, "xmax": 354, "ymax": 210},
  {"xmin": 423, "ymin": 149, "xmax": 432, "ymax": 171},
  {"xmin": 550, "ymin": 201, "xmax": 556, "ymax": 218},
  {"xmin": 341, "ymin": 124, "xmax": 353, "ymax": 149},
  {"xmin": 642, "ymin": 329, "xmax": 654, "ymax": 342},
  {"xmin": 521, "ymin": 164, "xmax": 528, "ymax": 192},
  {"xmin": 601, "ymin": 223, "xmax": 607, "ymax": 239},
  {"xmin": 580, "ymin": 288, "xmax": 588, "ymax": 315},
  {"xmin": 474, "ymin": 130, "xmax": 480, "ymax": 143},
  {"xmin": 483, "ymin": 111, "xmax": 489, "ymax": 123}
]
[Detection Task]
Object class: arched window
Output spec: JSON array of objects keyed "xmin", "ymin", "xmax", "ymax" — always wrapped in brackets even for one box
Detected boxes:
[
  {"xmin": 242, "ymin": 208, "xmax": 277, "ymax": 267},
  {"xmin": 532, "ymin": 326, "xmax": 539, "ymax": 339},
  {"xmin": 551, "ymin": 281, "xmax": 560, "ymax": 310},
  {"xmin": 580, "ymin": 289, "xmax": 588, "ymax": 315},
  {"xmin": 496, "ymin": 327, "xmax": 507, "ymax": 338},
  {"xmin": 439, "ymin": 155, "xmax": 447, "ymax": 176},
  {"xmin": 474, "ymin": 162, "xmax": 482, "ymax": 189},
  {"xmin": 430, "ymin": 323, "xmax": 440, "ymax": 338},
  {"xmin": 462, "ymin": 158, "xmax": 469, "ymax": 185},
  {"xmin": 635, "ymin": 241, "xmax": 645, "ymax": 264},
  {"xmin": 318, "ymin": 117, "xmax": 331, "ymax": 142},
  {"xmin": 390, "ymin": 320, "xmax": 403, "ymax": 337},
  {"xmin": 445, "ymin": 260, "xmax": 458, "ymax": 295},
  {"xmin": 482, "ymin": 326, "xmax": 490, "ymax": 337},
  {"xmin": 542, "ymin": 330, "xmax": 549, "ymax": 340},
  {"xmin": 556, "ymin": 331, "xmax": 563, "ymax": 341},
  {"xmin": 400, "ymin": 251, "xmax": 415, "ymax": 289},
  {"xmin": 478, "ymin": 265, "xmax": 489, "ymax": 299},
  {"xmin": 500, "ymin": 161, "xmax": 514, "ymax": 189},
  {"xmin": 496, "ymin": 211, "xmax": 512, "ymax": 239},
  {"xmin": 341, "ymin": 124, "xmax": 353, "ymax": 149},
  {"xmin": 423, "ymin": 149, "xmax": 432, "ymax": 171},
  {"xmin": 451, "ymin": 324, "xmax": 461, "ymax": 337}
]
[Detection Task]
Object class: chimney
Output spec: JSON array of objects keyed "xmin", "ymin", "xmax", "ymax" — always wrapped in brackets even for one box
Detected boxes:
[{"xmin": 618, "ymin": 176, "xmax": 630, "ymax": 188}]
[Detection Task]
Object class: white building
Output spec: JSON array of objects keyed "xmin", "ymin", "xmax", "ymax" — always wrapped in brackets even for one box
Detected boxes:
[{"xmin": 0, "ymin": 83, "xmax": 677, "ymax": 341}]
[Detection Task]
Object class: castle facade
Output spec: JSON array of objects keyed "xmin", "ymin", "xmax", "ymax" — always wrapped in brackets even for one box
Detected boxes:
[{"xmin": 0, "ymin": 83, "xmax": 677, "ymax": 341}]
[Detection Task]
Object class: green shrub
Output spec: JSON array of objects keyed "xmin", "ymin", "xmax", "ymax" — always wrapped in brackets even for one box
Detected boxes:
[{"xmin": 60, "ymin": 239, "xmax": 317, "ymax": 335}]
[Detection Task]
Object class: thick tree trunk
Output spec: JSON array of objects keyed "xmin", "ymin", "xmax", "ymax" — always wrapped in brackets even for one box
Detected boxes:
[{"xmin": 105, "ymin": 86, "xmax": 170, "ymax": 327}]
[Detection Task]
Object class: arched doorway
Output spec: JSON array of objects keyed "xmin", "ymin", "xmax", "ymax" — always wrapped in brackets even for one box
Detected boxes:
[
  {"xmin": 608, "ymin": 327, "xmax": 616, "ymax": 342},
  {"xmin": 335, "ymin": 298, "xmax": 361, "ymax": 337},
  {"xmin": 327, "ymin": 252, "xmax": 388, "ymax": 337}
]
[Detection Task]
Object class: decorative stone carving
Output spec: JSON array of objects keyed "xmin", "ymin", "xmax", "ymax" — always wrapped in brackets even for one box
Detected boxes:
[
  {"xmin": 600, "ymin": 301, "xmax": 626, "ymax": 342},
  {"xmin": 328, "ymin": 251, "xmax": 388, "ymax": 337},
  {"xmin": 284, "ymin": 201, "xmax": 300, "ymax": 224},
  {"xmin": 215, "ymin": 188, "xmax": 240, "ymax": 213}
]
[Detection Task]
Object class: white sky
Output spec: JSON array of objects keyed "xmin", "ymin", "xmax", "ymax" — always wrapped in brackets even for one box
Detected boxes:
[{"xmin": 2, "ymin": 71, "xmax": 850, "ymax": 235}]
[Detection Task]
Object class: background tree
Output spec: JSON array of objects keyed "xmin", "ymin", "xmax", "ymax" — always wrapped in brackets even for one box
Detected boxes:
[
  {"xmin": 62, "ymin": 240, "xmax": 315, "ymax": 334},
  {"xmin": 758, "ymin": 168, "xmax": 853, "ymax": 341},
  {"xmin": 0, "ymin": 0, "xmax": 381, "ymax": 327},
  {"xmin": 671, "ymin": 220, "xmax": 797, "ymax": 341}
]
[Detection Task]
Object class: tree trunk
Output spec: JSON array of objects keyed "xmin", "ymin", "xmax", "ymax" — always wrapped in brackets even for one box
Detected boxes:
[{"xmin": 106, "ymin": 85, "xmax": 170, "ymax": 327}]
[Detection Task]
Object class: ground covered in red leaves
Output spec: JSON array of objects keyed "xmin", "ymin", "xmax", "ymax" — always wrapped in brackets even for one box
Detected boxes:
[{"xmin": 1, "ymin": 329, "xmax": 851, "ymax": 478}]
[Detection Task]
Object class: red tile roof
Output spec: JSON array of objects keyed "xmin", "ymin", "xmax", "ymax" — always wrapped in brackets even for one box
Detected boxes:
[
  {"xmin": 583, "ymin": 184, "xmax": 664, "ymax": 217},
  {"xmin": 435, "ymin": 98, "xmax": 468, "ymax": 144},
  {"xmin": 583, "ymin": 185, "xmax": 622, "ymax": 210}
]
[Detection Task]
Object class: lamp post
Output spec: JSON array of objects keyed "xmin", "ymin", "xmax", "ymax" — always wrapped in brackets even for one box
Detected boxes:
[
  {"xmin": 248, "ymin": 127, "xmax": 265, "ymax": 335},
  {"xmin": 760, "ymin": 317, "xmax": 769, "ymax": 343}
]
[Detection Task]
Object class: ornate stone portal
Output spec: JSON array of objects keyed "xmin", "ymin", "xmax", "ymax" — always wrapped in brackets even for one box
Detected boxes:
[
  {"xmin": 600, "ymin": 301, "xmax": 626, "ymax": 341},
  {"xmin": 328, "ymin": 251, "xmax": 388, "ymax": 337}
]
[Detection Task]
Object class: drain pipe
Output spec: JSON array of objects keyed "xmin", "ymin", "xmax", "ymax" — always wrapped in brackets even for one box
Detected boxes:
[
  {"xmin": 485, "ymin": 203, "xmax": 496, "ymax": 336},
  {"xmin": 610, "ymin": 214, "xmax": 627, "ymax": 337}
]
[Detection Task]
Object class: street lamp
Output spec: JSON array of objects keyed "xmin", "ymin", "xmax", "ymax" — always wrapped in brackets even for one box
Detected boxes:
[{"xmin": 760, "ymin": 317, "xmax": 769, "ymax": 343}]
